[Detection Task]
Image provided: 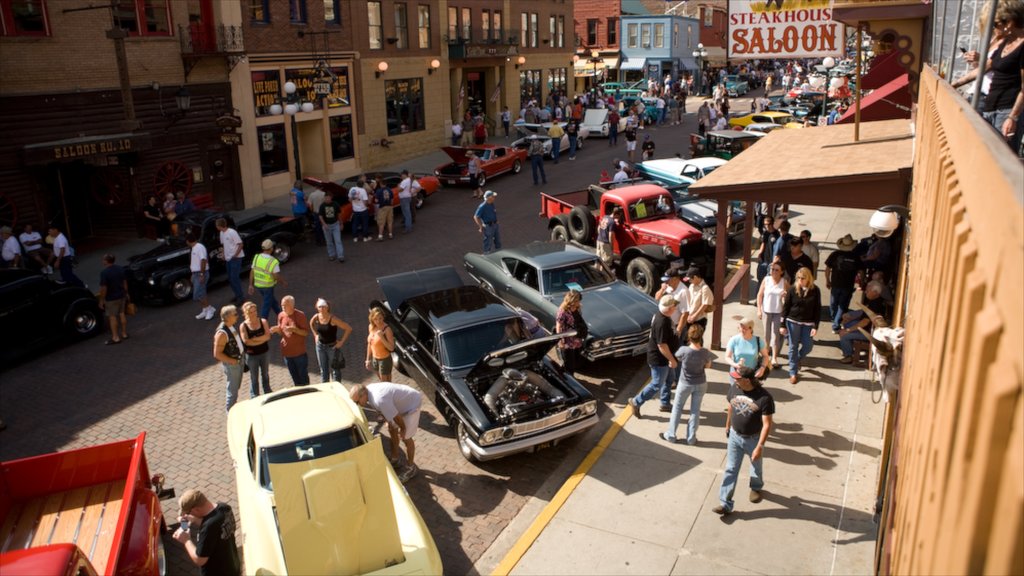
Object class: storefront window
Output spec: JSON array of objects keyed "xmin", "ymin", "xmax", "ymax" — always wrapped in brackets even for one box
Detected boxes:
[
  {"xmin": 329, "ymin": 115, "xmax": 354, "ymax": 160},
  {"xmin": 384, "ymin": 78, "xmax": 425, "ymax": 136},
  {"xmin": 257, "ymin": 125, "xmax": 288, "ymax": 176},
  {"xmin": 1, "ymin": 0, "xmax": 49, "ymax": 36},
  {"xmin": 548, "ymin": 68, "xmax": 567, "ymax": 95},
  {"xmin": 519, "ymin": 69, "xmax": 541, "ymax": 108},
  {"xmin": 113, "ymin": 0, "xmax": 171, "ymax": 36},
  {"xmin": 251, "ymin": 70, "xmax": 281, "ymax": 117}
]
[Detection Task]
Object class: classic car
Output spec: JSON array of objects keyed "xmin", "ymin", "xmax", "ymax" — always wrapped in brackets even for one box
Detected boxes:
[
  {"xmin": 640, "ymin": 156, "xmax": 727, "ymax": 182},
  {"xmin": 727, "ymin": 111, "xmax": 802, "ymax": 129},
  {"xmin": 581, "ymin": 108, "xmax": 626, "ymax": 138},
  {"xmin": 127, "ymin": 211, "xmax": 302, "ymax": 303},
  {"xmin": 434, "ymin": 145, "xmax": 527, "ymax": 187},
  {"xmin": 226, "ymin": 383, "xmax": 443, "ymax": 575},
  {"xmin": 303, "ymin": 173, "xmax": 426, "ymax": 229},
  {"xmin": 689, "ymin": 130, "xmax": 761, "ymax": 160},
  {"xmin": 373, "ymin": 266, "xmax": 598, "ymax": 462},
  {"xmin": 463, "ymin": 242, "xmax": 657, "ymax": 361},
  {"xmin": 742, "ymin": 122, "xmax": 787, "ymax": 136},
  {"xmin": 0, "ymin": 268, "xmax": 102, "ymax": 366},
  {"xmin": 724, "ymin": 74, "xmax": 750, "ymax": 96},
  {"xmin": 511, "ymin": 122, "xmax": 590, "ymax": 158},
  {"xmin": 340, "ymin": 172, "xmax": 442, "ymax": 209}
]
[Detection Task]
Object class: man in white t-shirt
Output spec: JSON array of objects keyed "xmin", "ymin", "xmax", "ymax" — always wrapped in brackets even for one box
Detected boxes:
[
  {"xmin": 348, "ymin": 178, "xmax": 371, "ymax": 242},
  {"xmin": 351, "ymin": 382, "xmax": 423, "ymax": 482},
  {"xmin": 307, "ymin": 186, "xmax": 326, "ymax": 246},
  {"xmin": 216, "ymin": 218, "xmax": 245, "ymax": 305},
  {"xmin": 19, "ymin": 224, "xmax": 53, "ymax": 273},
  {"xmin": 684, "ymin": 267, "xmax": 714, "ymax": 336},
  {"xmin": 1, "ymin": 226, "xmax": 20, "ymax": 268},
  {"xmin": 48, "ymin": 225, "xmax": 84, "ymax": 287},
  {"xmin": 188, "ymin": 233, "xmax": 214, "ymax": 320},
  {"xmin": 613, "ymin": 160, "xmax": 629, "ymax": 184},
  {"xmin": 397, "ymin": 170, "xmax": 420, "ymax": 234}
]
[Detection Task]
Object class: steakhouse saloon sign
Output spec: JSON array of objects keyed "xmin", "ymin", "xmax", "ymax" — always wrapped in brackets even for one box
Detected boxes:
[{"xmin": 728, "ymin": 0, "xmax": 843, "ymax": 59}]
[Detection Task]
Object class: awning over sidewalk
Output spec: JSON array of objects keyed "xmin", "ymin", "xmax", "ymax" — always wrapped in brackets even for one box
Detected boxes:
[
  {"xmin": 619, "ymin": 56, "xmax": 647, "ymax": 70},
  {"xmin": 836, "ymin": 74, "xmax": 912, "ymax": 124},
  {"xmin": 573, "ymin": 60, "xmax": 606, "ymax": 77},
  {"xmin": 686, "ymin": 119, "xmax": 914, "ymax": 349},
  {"xmin": 860, "ymin": 50, "xmax": 906, "ymax": 91},
  {"xmin": 603, "ymin": 56, "xmax": 620, "ymax": 69}
]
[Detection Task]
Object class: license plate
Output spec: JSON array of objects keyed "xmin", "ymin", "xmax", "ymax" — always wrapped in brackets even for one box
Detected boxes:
[{"xmin": 447, "ymin": 179, "xmax": 457, "ymax": 185}]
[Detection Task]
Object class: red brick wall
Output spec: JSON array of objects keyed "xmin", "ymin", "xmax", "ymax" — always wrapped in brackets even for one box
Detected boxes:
[{"xmin": 574, "ymin": 0, "xmax": 619, "ymax": 50}]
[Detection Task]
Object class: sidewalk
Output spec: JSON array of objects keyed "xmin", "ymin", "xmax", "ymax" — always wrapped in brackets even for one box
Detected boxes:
[{"xmin": 478, "ymin": 204, "xmax": 886, "ymax": 576}]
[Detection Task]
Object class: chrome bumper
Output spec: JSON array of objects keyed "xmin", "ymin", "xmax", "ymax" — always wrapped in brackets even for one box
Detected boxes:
[{"xmin": 467, "ymin": 414, "xmax": 598, "ymax": 461}]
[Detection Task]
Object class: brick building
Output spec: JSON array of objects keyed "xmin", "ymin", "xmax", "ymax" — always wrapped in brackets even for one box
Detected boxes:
[{"xmin": 0, "ymin": 0, "xmax": 240, "ymax": 242}]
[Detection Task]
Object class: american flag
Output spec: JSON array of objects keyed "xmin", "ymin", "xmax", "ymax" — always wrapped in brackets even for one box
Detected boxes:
[
  {"xmin": 457, "ymin": 80, "xmax": 466, "ymax": 114},
  {"xmin": 490, "ymin": 79, "xmax": 502, "ymax": 103}
]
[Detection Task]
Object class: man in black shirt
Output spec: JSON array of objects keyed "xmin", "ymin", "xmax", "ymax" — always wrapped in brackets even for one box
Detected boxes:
[
  {"xmin": 317, "ymin": 190, "xmax": 345, "ymax": 263},
  {"xmin": 628, "ymin": 295, "xmax": 680, "ymax": 418},
  {"xmin": 755, "ymin": 215, "xmax": 779, "ymax": 282},
  {"xmin": 779, "ymin": 236, "xmax": 814, "ymax": 281},
  {"xmin": 825, "ymin": 234, "xmax": 860, "ymax": 330},
  {"xmin": 173, "ymin": 489, "xmax": 241, "ymax": 576},
  {"xmin": 714, "ymin": 366, "xmax": 775, "ymax": 515},
  {"xmin": 98, "ymin": 253, "xmax": 128, "ymax": 344}
]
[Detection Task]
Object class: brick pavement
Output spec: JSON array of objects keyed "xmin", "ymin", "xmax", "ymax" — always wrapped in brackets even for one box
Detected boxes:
[{"xmin": 0, "ymin": 93, "xmax": 740, "ymax": 574}]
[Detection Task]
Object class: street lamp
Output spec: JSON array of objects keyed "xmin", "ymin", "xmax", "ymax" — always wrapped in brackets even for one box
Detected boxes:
[
  {"xmin": 589, "ymin": 49, "xmax": 602, "ymax": 89},
  {"xmin": 271, "ymin": 80, "xmax": 317, "ymax": 180},
  {"xmin": 821, "ymin": 56, "xmax": 836, "ymax": 124},
  {"xmin": 692, "ymin": 43, "xmax": 708, "ymax": 95}
]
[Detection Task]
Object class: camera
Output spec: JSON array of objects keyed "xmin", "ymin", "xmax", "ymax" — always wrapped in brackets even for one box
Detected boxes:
[{"xmin": 181, "ymin": 520, "xmax": 190, "ymax": 533}]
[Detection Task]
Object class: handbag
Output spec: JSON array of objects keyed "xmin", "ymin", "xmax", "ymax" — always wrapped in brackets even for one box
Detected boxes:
[
  {"xmin": 126, "ymin": 302, "xmax": 137, "ymax": 316},
  {"xmin": 331, "ymin": 347, "xmax": 346, "ymax": 370}
]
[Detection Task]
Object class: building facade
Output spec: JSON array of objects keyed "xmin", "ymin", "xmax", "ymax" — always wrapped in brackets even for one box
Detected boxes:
[
  {"xmin": 619, "ymin": 14, "xmax": 700, "ymax": 83},
  {"xmin": 0, "ymin": 0, "xmax": 241, "ymax": 242}
]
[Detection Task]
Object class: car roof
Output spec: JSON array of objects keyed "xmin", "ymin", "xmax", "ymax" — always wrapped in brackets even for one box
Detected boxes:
[
  {"xmin": 706, "ymin": 130, "xmax": 760, "ymax": 140},
  {"xmin": 605, "ymin": 183, "xmax": 672, "ymax": 202},
  {"xmin": 407, "ymin": 285, "xmax": 518, "ymax": 333},
  {"xmin": 251, "ymin": 385, "xmax": 359, "ymax": 448},
  {"xmin": 491, "ymin": 242, "xmax": 597, "ymax": 270}
]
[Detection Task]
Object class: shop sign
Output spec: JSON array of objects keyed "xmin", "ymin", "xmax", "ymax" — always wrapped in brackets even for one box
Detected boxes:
[
  {"xmin": 252, "ymin": 70, "xmax": 281, "ymax": 117},
  {"xmin": 728, "ymin": 0, "xmax": 843, "ymax": 59},
  {"xmin": 221, "ymin": 132, "xmax": 242, "ymax": 146},
  {"xmin": 285, "ymin": 66, "xmax": 350, "ymax": 109},
  {"xmin": 23, "ymin": 133, "xmax": 153, "ymax": 165}
]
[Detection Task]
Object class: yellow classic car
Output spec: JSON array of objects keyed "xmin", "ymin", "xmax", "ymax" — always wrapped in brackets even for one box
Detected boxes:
[
  {"xmin": 727, "ymin": 111, "xmax": 802, "ymax": 129},
  {"xmin": 226, "ymin": 383, "xmax": 442, "ymax": 576}
]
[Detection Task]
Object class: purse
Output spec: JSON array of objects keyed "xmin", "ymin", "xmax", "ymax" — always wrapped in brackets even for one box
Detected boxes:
[
  {"xmin": 126, "ymin": 302, "xmax": 137, "ymax": 316},
  {"xmin": 331, "ymin": 347, "xmax": 346, "ymax": 370}
]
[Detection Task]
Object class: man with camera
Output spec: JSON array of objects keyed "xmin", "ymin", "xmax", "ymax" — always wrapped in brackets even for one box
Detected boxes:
[{"xmin": 173, "ymin": 489, "xmax": 240, "ymax": 576}]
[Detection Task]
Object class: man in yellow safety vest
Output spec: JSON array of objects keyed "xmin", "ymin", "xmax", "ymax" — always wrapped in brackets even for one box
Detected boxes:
[{"xmin": 249, "ymin": 239, "xmax": 286, "ymax": 319}]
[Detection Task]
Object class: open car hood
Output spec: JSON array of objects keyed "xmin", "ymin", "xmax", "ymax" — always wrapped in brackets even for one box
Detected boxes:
[
  {"xmin": 376, "ymin": 265, "xmax": 465, "ymax": 310},
  {"xmin": 582, "ymin": 109, "xmax": 609, "ymax": 126},
  {"xmin": 465, "ymin": 333, "xmax": 566, "ymax": 382}
]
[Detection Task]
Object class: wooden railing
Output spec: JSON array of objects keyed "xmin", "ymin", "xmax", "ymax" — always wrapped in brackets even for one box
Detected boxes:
[{"xmin": 877, "ymin": 65, "xmax": 1023, "ymax": 575}]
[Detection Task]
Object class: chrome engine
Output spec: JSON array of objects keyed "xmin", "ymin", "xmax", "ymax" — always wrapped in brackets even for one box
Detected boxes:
[{"xmin": 483, "ymin": 368, "xmax": 564, "ymax": 419}]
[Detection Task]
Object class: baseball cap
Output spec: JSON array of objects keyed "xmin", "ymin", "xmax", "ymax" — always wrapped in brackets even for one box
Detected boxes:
[
  {"xmin": 261, "ymin": 239, "xmax": 275, "ymax": 250},
  {"xmin": 483, "ymin": 190, "xmax": 497, "ymax": 199},
  {"xmin": 730, "ymin": 366, "xmax": 758, "ymax": 381}
]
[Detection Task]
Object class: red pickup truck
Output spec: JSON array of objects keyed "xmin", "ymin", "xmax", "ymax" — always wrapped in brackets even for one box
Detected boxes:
[
  {"xmin": 0, "ymin": 433, "xmax": 171, "ymax": 576},
  {"xmin": 540, "ymin": 183, "xmax": 712, "ymax": 296}
]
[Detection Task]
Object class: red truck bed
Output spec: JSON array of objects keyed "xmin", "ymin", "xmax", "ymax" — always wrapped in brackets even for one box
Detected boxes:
[{"xmin": 0, "ymin": 433, "xmax": 158, "ymax": 576}]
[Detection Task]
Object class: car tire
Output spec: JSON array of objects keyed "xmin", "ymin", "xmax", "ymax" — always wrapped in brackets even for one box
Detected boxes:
[
  {"xmin": 512, "ymin": 159, "xmax": 522, "ymax": 174},
  {"xmin": 456, "ymin": 421, "xmax": 479, "ymax": 463},
  {"xmin": 478, "ymin": 173, "xmax": 487, "ymax": 187},
  {"xmin": 170, "ymin": 276, "xmax": 193, "ymax": 301},
  {"xmin": 626, "ymin": 257, "xmax": 658, "ymax": 297},
  {"xmin": 66, "ymin": 302, "xmax": 102, "ymax": 339},
  {"xmin": 567, "ymin": 206, "xmax": 595, "ymax": 242},
  {"xmin": 550, "ymin": 223, "xmax": 570, "ymax": 242},
  {"xmin": 415, "ymin": 191, "xmax": 426, "ymax": 209},
  {"xmin": 272, "ymin": 242, "xmax": 292, "ymax": 263}
]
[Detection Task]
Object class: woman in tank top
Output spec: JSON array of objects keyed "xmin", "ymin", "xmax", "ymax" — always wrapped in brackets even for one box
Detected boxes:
[
  {"xmin": 365, "ymin": 307, "xmax": 396, "ymax": 381},
  {"xmin": 757, "ymin": 262, "xmax": 789, "ymax": 369},
  {"xmin": 309, "ymin": 298, "xmax": 353, "ymax": 383},
  {"xmin": 240, "ymin": 301, "xmax": 273, "ymax": 397}
]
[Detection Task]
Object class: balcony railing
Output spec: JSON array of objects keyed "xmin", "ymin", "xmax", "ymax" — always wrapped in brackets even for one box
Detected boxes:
[
  {"xmin": 446, "ymin": 28, "xmax": 520, "ymax": 46},
  {"xmin": 179, "ymin": 23, "xmax": 245, "ymax": 55}
]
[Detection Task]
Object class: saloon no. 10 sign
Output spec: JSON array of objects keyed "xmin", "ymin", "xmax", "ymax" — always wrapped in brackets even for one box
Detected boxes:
[{"xmin": 728, "ymin": 0, "xmax": 844, "ymax": 60}]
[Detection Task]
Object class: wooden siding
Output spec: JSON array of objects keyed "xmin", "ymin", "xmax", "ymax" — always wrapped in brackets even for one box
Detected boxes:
[{"xmin": 878, "ymin": 65, "xmax": 1023, "ymax": 575}]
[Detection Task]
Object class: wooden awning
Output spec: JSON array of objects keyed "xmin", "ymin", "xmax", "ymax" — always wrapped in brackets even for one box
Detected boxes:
[
  {"xmin": 836, "ymin": 74, "xmax": 912, "ymax": 124},
  {"xmin": 686, "ymin": 119, "xmax": 914, "ymax": 348}
]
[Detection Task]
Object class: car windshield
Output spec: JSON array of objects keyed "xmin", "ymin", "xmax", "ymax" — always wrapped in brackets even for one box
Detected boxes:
[
  {"xmin": 542, "ymin": 261, "xmax": 615, "ymax": 294},
  {"xmin": 260, "ymin": 427, "xmax": 364, "ymax": 490},
  {"xmin": 440, "ymin": 318, "xmax": 528, "ymax": 368},
  {"xmin": 629, "ymin": 195, "xmax": 675, "ymax": 222}
]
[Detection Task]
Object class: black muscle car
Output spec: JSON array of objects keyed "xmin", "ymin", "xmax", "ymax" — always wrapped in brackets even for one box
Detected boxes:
[
  {"xmin": 464, "ymin": 242, "xmax": 658, "ymax": 361},
  {"xmin": 127, "ymin": 210, "xmax": 302, "ymax": 303},
  {"xmin": 373, "ymin": 266, "xmax": 598, "ymax": 462}
]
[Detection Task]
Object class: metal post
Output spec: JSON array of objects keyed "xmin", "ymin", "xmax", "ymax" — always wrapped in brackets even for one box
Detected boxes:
[
  {"xmin": 936, "ymin": 0, "xmax": 949, "ymax": 75},
  {"xmin": 854, "ymin": 23, "xmax": 863, "ymax": 142},
  {"xmin": 971, "ymin": 3, "xmax": 998, "ymax": 111},
  {"xmin": 290, "ymin": 114, "xmax": 302, "ymax": 181},
  {"xmin": 946, "ymin": 0, "xmax": 965, "ymax": 85}
]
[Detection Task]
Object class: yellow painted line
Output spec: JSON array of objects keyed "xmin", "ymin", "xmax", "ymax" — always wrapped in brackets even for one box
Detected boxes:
[{"xmin": 491, "ymin": 405, "xmax": 634, "ymax": 576}]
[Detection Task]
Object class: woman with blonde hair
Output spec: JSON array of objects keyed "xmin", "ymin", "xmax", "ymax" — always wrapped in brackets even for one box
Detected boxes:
[
  {"xmin": 757, "ymin": 261, "xmax": 789, "ymax": 368},
  {"xmin": 309, "ymin": 298, "xmax": 353, "ymax": 383},
  {"xmin": 780, "ymin": 267, "xmax": 821, "ymax": 384},
  {"xmin": 239, "ymin": 301, "xmax": 273, "ymax": 397},
  {"xmin": 555, "ymin": 290, "xmax": 586, "ymax": 376},
  {"xmin": 365, "ymin": 307, "xmax": 396, "ymax": 381}
]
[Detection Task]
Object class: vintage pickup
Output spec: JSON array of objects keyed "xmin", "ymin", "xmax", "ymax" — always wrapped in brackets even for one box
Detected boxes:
[
  {"xmin": 0, "ymin": 433, "xmax": 172, "ymax": 576},
  {"xmin": 128, "ymin": 210, "xmax": 302, "ymax": 303}
]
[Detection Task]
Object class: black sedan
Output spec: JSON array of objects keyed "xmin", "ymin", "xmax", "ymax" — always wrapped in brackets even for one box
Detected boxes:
[
  {"xmin": 0, "ymin": 268, "xmax": 102, "ymax": 366},
  {"xmin": 463, "ymin": 242, "xmax": 658, "ymax": 361},
  {"xmin": 373, "ymin": 266, "xmax": 598, "ymax": 462}
]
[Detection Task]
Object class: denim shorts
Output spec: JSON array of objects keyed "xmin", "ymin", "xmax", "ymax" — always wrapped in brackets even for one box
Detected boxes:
[{"xmin": 192, "ymin": 272, "xmax": 208, "ymax": 300}]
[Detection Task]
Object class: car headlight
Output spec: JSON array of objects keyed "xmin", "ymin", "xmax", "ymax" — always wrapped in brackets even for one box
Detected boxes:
[
  {"xmin": 589, "ymin": 338, "xmax": 613, "ymax": 350},
  {"xmin": 581, "ymin": 401, "xmax": 597, "ymax": 415},
  {"xmin": 433, "ymin": 170, "xmax": 440, "ymax": 176},
  {"xmin": 147, "ymin": 277, "xmax": 156, "ymax": 286},
  {"xmin": 480, "ymin": 427, "xmax": 513, "ymax": 445},
  {"xmin": 662, "ymin": 245, "xmax": 674, "ymax": 257},
  {"xmin": 702, "ymin": 228, "xmax": 715, "ymax": 241}
]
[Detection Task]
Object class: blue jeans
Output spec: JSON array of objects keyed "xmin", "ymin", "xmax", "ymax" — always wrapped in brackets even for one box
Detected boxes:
[
  {"xmin": 666, "ymin": 381, "xmax": 706, "ymax": 443},
  {"xmin": 568, "ymin": 135, "xmax": 578, "ymax": 158},
  {"xmin": 551, "ymin": 139, "xmax": 561, "ymax": 162},
  {"xmin": 531, "ymin": 155, "xmax": 547, "ymax": 184},
  {"xmin": 257, "ymin": 286, "xmax": 281, "ymax": 320},
  {"xmin": 839, "ymin": 317, "xmax": 868, "ymax": 357},
  {"xmin": 324, "ymin": 221, "xmax": 343, "ymax": 260},
  {"xmin": 284, "ymin": 353, "xmax": 310, "ymax": 386},
  {"xmin": 785, "ymin": 320, "xmax": 814, "ymax": 376},
  {"xmin": 399, "ymin": 197, "xmax": 413, "ymax": 232},
  {"xmin": 482, "ymin": 223, "xmax": 501, "ymax": 254},
  {"xmin": 658, "ymin": 108, "xmax": 666, "ymax": 125},
  {"xmin": 829, "ymin": 286, "xmax": 853, "ymax": 330},
  {"xmin": 59, "ymin": 256, "xmax": 84, "ymax": 287},
  {"xmin": 609, "ymin": 126, "xmax": 618, "ymax": 146},
  {"xmin": 632, "ymin": 364, "xmax": 672, "ymax": 408},
  {"xmin": 226, "ymin": 257, "xmax": 244, "ymax": 301},
  {"xmin": 246, "ymin": 352, "xmax": 271, "ymax": 397},
  {"xmin": 718, "ymin": 431, "xmax": 765, "ymax": 512},
  {"xmin": 222, "ymin": 361, "xmax": 243, "ymax": 412},
  {"xmin": 352, "ymin": 210, "xmax": 370, "ymax": 239},
  {"xmin": 315, "ymin": 341, "xmax": 343, "ymax": 383}
]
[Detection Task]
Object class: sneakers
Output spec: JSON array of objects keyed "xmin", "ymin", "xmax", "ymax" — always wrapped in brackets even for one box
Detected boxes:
[
  {"xmin": 204, "ymin": 306, "xmax": 216, "ymax": 320},
  {"xmin": 749, "ymin": 490, "xmax": 763, "ymax": 503},
  {"xmin": 399, "ymin": 464, "xmax": 418, "ymax": 483},
  {"xmin": 196, "ymin": 309, "xmax": 207, "ymax": 320},
  {"xmin": 377, "ymin": 235, "xmax": 384, "ymax": 242},
  {"xmin": 659, "ymin": 432, "xmax": 677, "ymax": 444},
  {"xmin": 328, "ymin": 256, "xmax": 336, "ymax": 261},
  {"xmin": 365, "ymin": 236, "xmax": 373, "ymax": 242},
  {"xmin": 353, "ymin": 237, "xmax": 359, "ymax": 243},
  {"xmin": 711, "ymin": 505, "xmax": 731, "ymax": 515},
  {"xmin": 43, "ymin": 265, "xmax": 53, "ymax": 275},
  {"xmin": 628, "ymin": 397, "xmax": 641, "ymax": 419}
]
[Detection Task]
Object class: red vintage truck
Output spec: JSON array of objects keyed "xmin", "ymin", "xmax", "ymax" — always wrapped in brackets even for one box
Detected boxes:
[
  {"xmin": 540, "ymin": 183, "xmax": 713, "ymax": 296},
  {"xmin": 0, "ymin": 433, "xmax": 171, "ymax": 576}
]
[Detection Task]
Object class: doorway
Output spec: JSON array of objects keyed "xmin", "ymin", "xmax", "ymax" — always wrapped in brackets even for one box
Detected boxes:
[{"xmin": 465, "ymin": 70, "xmax": 486, "ymax": 118}]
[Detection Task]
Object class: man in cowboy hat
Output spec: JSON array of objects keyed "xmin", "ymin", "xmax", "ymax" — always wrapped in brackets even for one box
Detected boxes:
[{"xmin": 825, "ymin": 234, "xmax": 860, "ymax": 331}]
